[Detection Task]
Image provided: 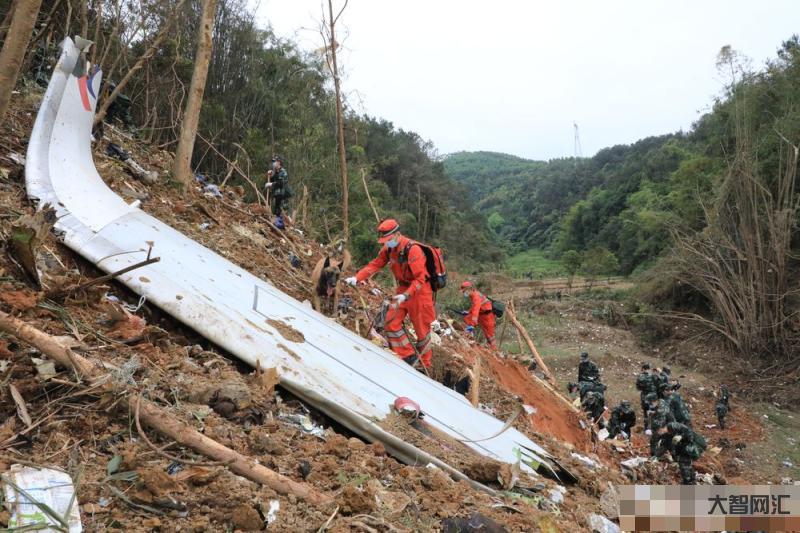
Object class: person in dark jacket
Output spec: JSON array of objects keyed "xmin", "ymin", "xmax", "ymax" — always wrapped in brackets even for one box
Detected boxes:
[
  {"xmin": 636, "ymin": 363, "xmax": 657, "ymax": 428},
  {"xmin": 265, "ymin": 156, "xmax": 291, "ymax": 219},
  {"xmin": 578, "ymin": 352, "xmax": 600, "ymax": 383},
  {"xmin": 608, "ymin": 400, "xmax": 636, "ymax": 439}
]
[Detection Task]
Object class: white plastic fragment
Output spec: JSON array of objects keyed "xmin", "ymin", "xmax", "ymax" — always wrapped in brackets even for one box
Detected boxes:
[
  {"xmin": 571, "ymin": 452, "xmax": 600, "ymax": 470},
  {"xmin": 596, "ymin": 428, "xmax": 609, "ymax": 441},
  {"xmin": 2, "ymin": 465, "xmax": 82, "ymax": 532},
  {"xmin": 588, "ymin": 513, "xmax": 620, "ymax": 533},
  {"xmin": 620, "ymin": 457, "xmax": 648, "ymax": 469},
  {"xmin": 266, "ymin": 499, "xmax": 280, "ymax": 525},
  {"xmin": 547, "ymin": 485, "xmax": 566, "ymax": 505},
  {"xmin": 523, "ymin": 405, "xmax": 537, "ymax": 415}
]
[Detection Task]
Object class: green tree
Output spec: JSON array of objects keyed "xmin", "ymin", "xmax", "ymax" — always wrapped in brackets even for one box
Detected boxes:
[
  {"xmin": 583, "ymin": 247, "xmax": 619, "ymax": 288},
  {"xmin": 561, "ymin": 250, "xmax": 582, "ymax": 289}
]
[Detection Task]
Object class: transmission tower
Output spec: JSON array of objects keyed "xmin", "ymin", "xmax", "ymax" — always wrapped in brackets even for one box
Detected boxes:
[{"xmin": 573, "ymin": 121, "xmax": 582, "ymax": 158}]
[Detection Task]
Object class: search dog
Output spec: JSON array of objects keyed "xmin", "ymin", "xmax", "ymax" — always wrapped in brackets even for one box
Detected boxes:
[{"xmin": 311, "ymin": 249, "xmax": 351, "ymax": 316}]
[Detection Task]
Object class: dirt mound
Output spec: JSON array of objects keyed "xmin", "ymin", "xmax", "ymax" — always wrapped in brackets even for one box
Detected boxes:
[{"xmin": 483, "ymin": 355, "xmax": 591, "ymax": 452}]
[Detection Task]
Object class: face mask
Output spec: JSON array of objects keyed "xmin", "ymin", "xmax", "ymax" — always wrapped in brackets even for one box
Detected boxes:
[{"xmin": 386, "ymin": 237, "xmax": 399, "ymax": 248}]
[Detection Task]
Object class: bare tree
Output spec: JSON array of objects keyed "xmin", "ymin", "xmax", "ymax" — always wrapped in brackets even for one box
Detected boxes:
[
  {"xmin": 670, "ymin": 47, "xmax": 800, "ymax": 365},
  {"xmin": 93, "ymin": 0, "xmax": 187, "ymax": 127},
  {"xmin": 322, "ymin": 0, "xmax": 349, "ymax": 245},
  {"xmin": 172, "ymin": 0, "xmax": 218, "ymax": 187},
  {"xmin": 0, "ymin": 0, "xmax": 43, "ymax": 120},
  {"xmin": 0, "ymin": 0, "xmax": 20, "ymax": 43}
]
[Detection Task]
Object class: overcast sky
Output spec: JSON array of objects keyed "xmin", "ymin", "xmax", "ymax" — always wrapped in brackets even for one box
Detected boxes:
[{"xmin": 255, "ymin": 1, "xmax": 800, "ymax": 161}]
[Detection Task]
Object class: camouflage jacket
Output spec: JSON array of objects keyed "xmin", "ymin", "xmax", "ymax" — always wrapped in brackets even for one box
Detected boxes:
[
  {"xmin": 650, "ymin": 399, "xmax": 674, "ymax": 430},
  {"xmin": 668, "ymin": 422, "xmax": 706, "ymax": 460},
  {"xmin": 578, "ymin": 360, "xmax": 600, "ymax": 383},
  {"xmin": 669, "ymin": 392, "xmax": 691, "ymax": 425},
  {"xmin": 270, "ymin": 167, "xmax": 290, "ymax": 198},
  {"xmin": 610, "ymin": 405, "xmax": 636, "ymax": 430},
  {"xmin": 636, "ymin": 371, "xmax": 657, "ymax": 394}
]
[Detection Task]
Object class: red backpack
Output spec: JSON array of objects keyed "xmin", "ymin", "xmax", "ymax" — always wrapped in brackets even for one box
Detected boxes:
[{"xmin": 400, "ymin": 241, "xmax": 447, "ymax": 292}]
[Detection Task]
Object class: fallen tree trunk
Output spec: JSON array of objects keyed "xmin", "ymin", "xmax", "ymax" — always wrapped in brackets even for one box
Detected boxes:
[
  {"xmin": 505, "ymin": 304, "xmax": 554, "ymax": 383},
  {"xmin": 0, "ymin": 309, "xmax": 332, "ymax": 506}
]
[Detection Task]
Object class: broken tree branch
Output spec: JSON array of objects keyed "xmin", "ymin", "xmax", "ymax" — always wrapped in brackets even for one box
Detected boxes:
[
  {"xmin": 505, "ymin": 304, "xmax": 554, "ymax": 383},
  {"xmin": 45, "ymin": 256, "xmax": 161, "ymax": 300},
  {"xmin": 0, "ymin": 309, "xmax": 332, "ymax": 506}
]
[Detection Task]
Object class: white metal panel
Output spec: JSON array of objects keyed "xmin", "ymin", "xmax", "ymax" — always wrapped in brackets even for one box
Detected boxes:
[{"xmin": 26, "ymin": 38, "xmax": 555, "ymax": 472}]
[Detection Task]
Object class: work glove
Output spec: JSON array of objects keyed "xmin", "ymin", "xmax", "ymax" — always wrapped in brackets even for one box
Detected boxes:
[
  {"xmin": 344, "ymin": 276, "xmax": 358, "ymax": 287},
  {"xmin": 645, "ymin": 429, "xmax": 652, "ymax": 436},
  {"xmin": 390, "ymin": 294, "xmax": 407, "ymax": 309},
  {"xmin": 264, "ymin": 182, "xmax": 274, "ymax": 188},
  {"xmin": 672, "ymin": 435, "xmax": 683, "ymax": 444}
]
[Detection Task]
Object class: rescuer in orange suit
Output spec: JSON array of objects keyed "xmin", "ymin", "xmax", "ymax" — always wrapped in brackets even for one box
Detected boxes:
[
  {"xmin": 345, "ymin": 219, "xmax": 435, "ymax": 368},
  {"xmin": 461, "ymin": 281, "xmax": 496, "ymax": 349}
]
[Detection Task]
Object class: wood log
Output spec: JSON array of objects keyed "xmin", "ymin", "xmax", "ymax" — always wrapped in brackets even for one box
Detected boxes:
[
  {"xmin": 466, "ymin": 356, "xmax": 480, "ymax": 407},
  {"xmin": 505, "ymin": 305, "xmax": 554, "ymax": 384},
  {"xmin": 0, "ymin": 310, "xmax": 332, "ymax": 506}
]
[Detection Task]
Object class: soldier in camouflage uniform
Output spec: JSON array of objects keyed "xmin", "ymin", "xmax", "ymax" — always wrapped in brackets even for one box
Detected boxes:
[
  {"xmin": 582, "ymin": 390, "xmax": 606, "ymax": 426},
  {"xmin": 646, "ymin": 392, "xmax": 675, "ymax": 458},
  {"xmin": 715, "ymin": 384, "xmax": 730, "ymax": 430},
  {"xmin": 666, "ymin": 421, "xmax": 706, "ymax": 484},
  {"xmin": 636, "ymin": 363, "xmax": 657, "ymax": 428},
  {"xmin": 667, "ymin": 383, "xmax": 691, "ymax": 426},
  {"xmin": 578, "ymin": 352, "xmax": 600, "ymax": 383},
  {"xmin": 657, "ymin": 366, "xmax": 672, "ymax": 398},
  {"xmin": 265, "ymin": 156, "xmax": 291, "ymax": 218},
  {"xmin": 608, "ymin": 400, "xmax": 636, "ymax": 439}
]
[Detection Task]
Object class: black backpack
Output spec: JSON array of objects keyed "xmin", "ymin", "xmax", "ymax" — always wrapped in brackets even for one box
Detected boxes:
[
  {"xmin": 400, "ymin": 241, "xmax": 447, "ymax": 292},
  {"xmin": 488, "ymin": 298, "xmax": 505, "ymax": 317}
]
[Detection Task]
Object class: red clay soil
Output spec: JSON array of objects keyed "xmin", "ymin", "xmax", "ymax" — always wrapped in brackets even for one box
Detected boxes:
[{"xmin": 483, "ymin": 354, "xmax": 592, "ymax": 452}]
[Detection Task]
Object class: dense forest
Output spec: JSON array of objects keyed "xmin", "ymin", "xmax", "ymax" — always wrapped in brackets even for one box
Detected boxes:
[
  {"xmin": 0, "ymin": 0, "xmax": 501, "ymax": 268},
  {"xmin": 444, "ymin": 37, "xmax": 800, "ymax": 277}
]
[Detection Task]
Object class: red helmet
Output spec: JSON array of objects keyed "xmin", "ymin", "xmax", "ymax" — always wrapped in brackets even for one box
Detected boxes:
[
  {"xmin": 377, "ymin": 218, "xmax": 400, "ymax": 243},
  {"xmin": 460, "ymin": 281, "xmax": 473, "ymax": 290}
]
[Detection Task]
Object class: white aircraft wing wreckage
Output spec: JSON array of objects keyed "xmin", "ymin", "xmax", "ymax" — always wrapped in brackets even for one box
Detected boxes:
[{"xmin": 27, "ymin": 38, "xmax": 567, "ymax": 487}]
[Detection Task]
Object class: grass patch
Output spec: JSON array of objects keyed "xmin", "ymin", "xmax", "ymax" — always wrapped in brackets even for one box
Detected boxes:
[{"xmin": 504, "ymin": 249, "xmax": 565, "ymax": 278}]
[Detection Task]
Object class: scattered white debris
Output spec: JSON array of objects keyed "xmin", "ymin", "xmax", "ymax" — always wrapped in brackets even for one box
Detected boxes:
[
  {"xmin": 596, "ymin": 428, "xmax": 610, "ymax": 441},
  {"xmin": 8, "ymin": 152, "xmax": 26, "ymax": 166},
  {"xmin": 571, "ymin": 452, "xmax": 600, "ymax": 470},
  {"xmin": 279, "ymin": 413, "xmax": 325, "ymax": 439},
  {"xmin": 782, "ymin": 459, "xmax": 794, "ymax": 468},
  {"xmin": 265, "ymin": 499, "xmax": 280, "ymax": 525},
  {"xmin": 705, "ymin": 424, "xmax": 717, "ymax": 429},
  {"xmin": 698, "ymin": 473, "xmax": 715, "ymax": 485},
  {"xmin": 523, "ymin": 405, "xmax": 537, "ymax": 415},
  {"xmin": 588, "ymin": 513, "xmax": 620, "ymax": 533},
  {"xmin": 32, "ymin": 357, "xmax": 57, "ymax": 380},
  {"xmin": 547, "ymin": 485, "xmax": 566, "ymax": 505},
  {"xmin": 2, "ymin": 465, "xmax": 83, "ymax": 532},
  {"xmin": 620, "ymin": 457, "xmax": 648, "ymax": 469}
]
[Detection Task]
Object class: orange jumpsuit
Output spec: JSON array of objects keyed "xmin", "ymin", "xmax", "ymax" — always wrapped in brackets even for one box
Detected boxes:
[
  {"xmin": 355, "ymin": 236, "xmax": 435, "ymax": 367},
  {"xmin": 464, "ymin": 290, "xmax": 496, "ymax": 349}
]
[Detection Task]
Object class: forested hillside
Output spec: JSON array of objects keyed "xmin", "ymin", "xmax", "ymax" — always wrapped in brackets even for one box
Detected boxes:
[
  {"xmin": 444, "ymin": 37, "xmax": 800, "ymax": 276},
  {"xmin": 3, "ymin": 0, "xmax": 500, "ymax": 268}
]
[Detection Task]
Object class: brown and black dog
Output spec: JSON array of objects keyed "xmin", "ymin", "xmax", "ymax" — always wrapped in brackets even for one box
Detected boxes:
[{"xmin": 310, "ymin": 249, "xmax": 351, "ymax": 315}]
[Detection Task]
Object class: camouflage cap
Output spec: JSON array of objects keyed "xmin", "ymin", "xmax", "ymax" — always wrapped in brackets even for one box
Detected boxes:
[{"xmin": 644, "ymin": 392, "xmax": 658, "ymax": 403}]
